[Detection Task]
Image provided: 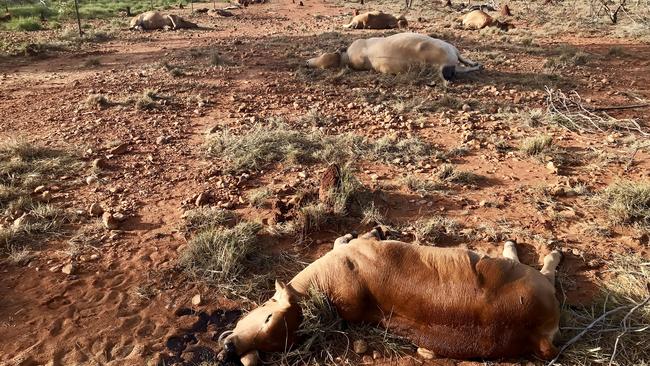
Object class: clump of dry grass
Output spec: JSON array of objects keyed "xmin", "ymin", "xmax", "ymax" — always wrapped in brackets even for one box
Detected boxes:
[
  {"xmin": 299, "ymin": 166, "xmax": 363, "ymax": 234},
  {"xmin": 182, "ymin": 207, "xmax": 236, "ymax": 233},
  {"xmin": 413, "ymin": 216, "xmax": 461, "ymax": 245},
  {"xmin": 205, "ymin": 122, "xmax": 436, "ymax": 172},
  {"xmin": 135, "ymin": 89, "xmax": 160, "ymax": 110},
  {"xmin": 247, "ymin": 188, "xmax": 272, "ymax": 208},
  {"xmin": 267, "ymin": 288, "xmax": 414, "ymax": 365},
  {"xmin": 360, "ymin": 202, "xmax": 384, "ymax": 225},
  {"xmin": 299, "ymin": 109, "xmax": 334, "ymax": 127},
  {"xmin": 179, "ymin": 221, "xmax": 263, "ymax": 283},
  {"xmin": 544, "ymin": 45, "xmax": 590, "ymax": 70},
  {"xmin": 0, "ymin": 141, "xmax": 79, "ymax": 253},
  {"xmin": 403, "ymin": 175, "xmax": 446, "ymax": 194},
  {"xmin": 556, "ymin": 255, "xmax": 650, "ymax": 365},
  {"xmin": 85, "ymin": 93, "xmax": 111, "ymax": 109},
  {"xmin": 436, "ymin": 164, "xmax": 483, "ymax": 185},
  {"xmin": 520, "ymin": 135, "xmax": 554, "ymax": 156},
  {"xmin": 595, "ymin": 180, "xmax": 650, "ymax": 228}
]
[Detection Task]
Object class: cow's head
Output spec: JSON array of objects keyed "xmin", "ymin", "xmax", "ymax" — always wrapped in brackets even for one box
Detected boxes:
[
  {"xmin": 306, "ymin": 47, "xmax": 347, "ymax": 69},
  {"xmin": 220, "ymin": 281, "xmax": 302, "ymax": 363}
]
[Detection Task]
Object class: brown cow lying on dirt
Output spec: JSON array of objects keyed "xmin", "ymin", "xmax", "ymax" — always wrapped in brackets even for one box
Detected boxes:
[
  {"xmin": 129, "ymin": 11, "xmax": 198, "ymax": 30},
  {"xmin": 219, "ymin": 227, "xmax": 563, "ymax": 365},
  {"xmin": 343, "ymin": 11, "xmax": 408, "ymax": 29},
  {"xmin": 306, "ymin": 32, "xmax": 482, "ymax": 82},
  {"xmin": 458, "ymin": 10, "xmax": 514, "ymax": 30}
]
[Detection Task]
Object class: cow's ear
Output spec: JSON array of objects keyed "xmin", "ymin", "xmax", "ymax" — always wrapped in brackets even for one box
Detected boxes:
[
  {"xmin": 274, "ymin": 280, "xmax": 298, "ymax": 307},
  {"xmin": 275, "ymin": 279, "xmax": 286, "ymax": 293}
]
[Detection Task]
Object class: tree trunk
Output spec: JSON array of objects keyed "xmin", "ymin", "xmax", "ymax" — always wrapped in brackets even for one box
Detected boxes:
[{"xmin": 73, "ymin": 0, "xmax": 82, "ymax": 37}]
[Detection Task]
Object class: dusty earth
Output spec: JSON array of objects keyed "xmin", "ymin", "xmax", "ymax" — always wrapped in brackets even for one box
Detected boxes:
[{"xmin": 0, "ymin": 0, "xmax": 649, "ymax": 365}]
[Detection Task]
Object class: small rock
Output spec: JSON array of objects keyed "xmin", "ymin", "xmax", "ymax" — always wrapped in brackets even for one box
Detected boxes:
[
  {"xmin": 156, "ymin": 136, "xmax": 171, "ymax": 144},
  {"xmin": 49, "ymin": 265, "xmax": 61, "ymax": 272},
  {"xmin": 86, "ymin": 175, "xmax": 98, "ymax": 185},
  {"xmin": 102, "ymin": 212, "xmax": 119, "ymax": 230},
  {"xmin": 61, "ymin": 263, "xmax": 75, "ymax": 275},
  {"xmin": 33, "ymin": 185, "xmax": 47, "ymax": 194},
  {"xmin": 297, "ymin": 171, "xmax": 308, "ymax": 179},
  {"xmin": 41, "ymin": 191, "xmax": 52, "ymax": 202},
  {"xmin": 417, "ymin": 347, "xmax": 435, "ymax": 359},
  {"xmin": 108, "ymin": 143, "xmax": 129, "ymax": 155},
  {"xmin": 113, "ymin": 212, "xmax": 127, "ymax": 221},
  {"xmin": 90, "ymin": 254, "xmax": 100, "ymax": 260},
  {"xmin": 92, "ymin": 158, "xmax": 106, "ymax": 170},
  {"xmin": 195, "ymin": 192, "xmax": 210, "ymax": 206},
  {"xmin": 546, "ymin": 161, "xmax": 558, "ymax": 174},
  {"xmin": 461, "ymin": 104, "xmax": 471, "ymax": 112},
  {"xmin": 353, "ymin": 339, "xmax": 368, "ymax": 354},
  {"xmin": 192, "ymin": 294, "xmax": 202, "ymax": 306},
  {"xmin": 89, "ymin": 203, "xmax": 104, "ymax": 216}
]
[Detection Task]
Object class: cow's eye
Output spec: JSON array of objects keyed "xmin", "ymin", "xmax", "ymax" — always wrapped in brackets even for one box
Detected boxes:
[{"xmin": 265, "ymin": 314, "xmax": 272, "ymax": 323}]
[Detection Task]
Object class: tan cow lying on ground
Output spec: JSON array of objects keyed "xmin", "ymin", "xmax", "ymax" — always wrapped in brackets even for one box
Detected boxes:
[
  {"xmin": 458, "ymin": 10, "xmax": 514, "ymax": 30},
  {"xmin": 219, "ymin": 227, "xmax": 563, "ymax": 366},
  {"xmin": 306, "ymin": 32, "xmax": 482, "ymax": 82},
  {"xmin": 129, "ymin": 11, "xmax": 198, "ymax": 30},
  {"xmin": 343, "ymin": 10, "xmax": 408, "ymax": 29}
]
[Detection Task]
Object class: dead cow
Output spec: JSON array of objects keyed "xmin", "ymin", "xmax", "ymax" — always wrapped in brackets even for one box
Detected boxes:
[
  {"xmin": 129, "ymin": 11, "xmax": 198, "ymax": 30},
  {"xmin": 219, "ymin": 227, "xmax": 562, "ymax": 365},
  {"xmin": 343, "ymin": 10, "xmax": 408, "ymax": 29},
  {"xmin": 306, "ymin": 32, "xmax": 482, "ymax": 82},
  {"xmin": 458, "ymin": 10, "xmax": 513, "ymax": 30}
]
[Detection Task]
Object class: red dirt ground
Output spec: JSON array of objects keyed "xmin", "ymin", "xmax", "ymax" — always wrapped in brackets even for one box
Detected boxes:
[{"xmin": 1, "ymin": 0, "xmax": 649, "ymax": 365}]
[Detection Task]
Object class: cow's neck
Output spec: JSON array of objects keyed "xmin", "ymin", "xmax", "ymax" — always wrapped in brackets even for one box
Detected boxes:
[{"xmin": 287, "ymin": 256, "xmax": 333, "ymax": 298}]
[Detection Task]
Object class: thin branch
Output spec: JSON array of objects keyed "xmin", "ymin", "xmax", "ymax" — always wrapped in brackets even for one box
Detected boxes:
[
  {"xmin": 592, "ymin": 103, "xmax": 650, "ymax": 112},
  {"xmin": 609, "ymin": 295, "xmax": 650, "ymax": 365},
  {"xmin": 547, "ymin": 304, "xmax": 633, "ymax": 366}
]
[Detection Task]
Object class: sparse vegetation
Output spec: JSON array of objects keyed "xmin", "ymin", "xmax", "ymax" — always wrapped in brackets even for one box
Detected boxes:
[
  {"xmin": 596, "ymin": 180, "xmax": 650, "ymax": 227},
  {"xmin": 5, "ymin": 17, "xmax": 42, "ymax": 31},
  {"xmin": 135, "ymin": 89, "xmax": 160, "ymax": 110},
  {"xmin": 83, "ymin": 57, "xmax": 101, "ymax": 67},
  {"xmin": 361, "ymin": 202, "xmax": 384, "ymax": 225},
  {"xmin": 557, "ymin": 255, "xmax": 650, "ymax": 365},
  {"xmin": 247, "ymin": 188, "xmax": 272, "ymax": 208},
  {"xmin": 544, "ymin": 45, "xmax": 590, "ymax": 70},
  {"xmin": 182, "ymin": 207, "xmax": 236, "ymax": 233},
  {"xmin": 85, "ymin": 93, "xmax": 111, "ymax": 109},
  {"xmin": 0, "ymin": 141, "xmax": 80, "ymax": 253},
  {"xmin": 436, "ymin": 164, "xmax": 483, "ymax": 185},
  {"xmin": 179, "ymin": 221, "xmax": 263, "ymax": 283},
  {"xmin": 413, "ymin": 216, "xmax": 461, "ymax": 244},
  {"xmin": 205, "ymin": 122, "xmax": 436, "ymax": 173},
  {"xmin": 403, "ymin": 175, "xmax": 445, "ymax": 194},
  {"xmin": 520, "ymin": 135, "xmax": 554, "ymax": 156}
]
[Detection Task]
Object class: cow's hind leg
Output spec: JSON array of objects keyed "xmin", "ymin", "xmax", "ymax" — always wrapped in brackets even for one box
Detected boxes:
[
  {"xmin": 458, "ymin": 54, "xmax": 479, "ymax": 67},
  {"xmin": 540, "ymin": 250, "xmax": 562, "ymax": 284},
  {"xmin": 503, "ymin": 240, "xmax": 520, "ymax": 262}
]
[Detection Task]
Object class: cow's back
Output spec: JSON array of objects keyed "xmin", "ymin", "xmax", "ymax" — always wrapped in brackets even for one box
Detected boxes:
[
  {"xmin": 337, "ymin": 240, "xmax": 559, "ymax": 359},
  {"xmin": 354, "ymin": 33, "xmax": 458, "ymax": 73},
  {"xmin": 463, "ymin": 10, "xmax": 493, "ymax": 29}
]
